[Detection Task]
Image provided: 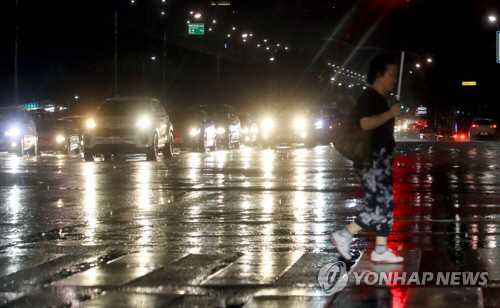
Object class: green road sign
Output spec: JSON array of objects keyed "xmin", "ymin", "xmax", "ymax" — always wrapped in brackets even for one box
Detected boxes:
[{"xmin": 188, "ymin": 23, "xmax": 205, "ymax": 35}]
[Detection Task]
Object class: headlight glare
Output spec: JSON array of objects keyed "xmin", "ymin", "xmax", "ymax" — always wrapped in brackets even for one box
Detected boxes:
[
  {"xmin": 315, "ymin": 120, "xmax": 323, "ymax": 129},
  {"xmin": 216, "ymin": 127, "xmax": 226, "ymax": 135},
  {"xmin": 56, "ymin": 135, "xmax": 65, "ymax": 143},
  {"xmin": 5, "ymin": 127, "xmax": 20, "ymax": 137},
  {"xmin": 136, "ymin": 116, "xmax": 151, "ymax": 128},
  {"xmin": 294, "ymin": 117, "xmax": 306, "ymax": 130},
  {"xmin": 262, "ymin": 118, "xmax": 273, "ymax": 130},
  {"xmin": 86, "ymin": 119, "xmax": 96, "ymax": 129},
  {"xmin": 189, "ymin": 128, "xmax": 201, "ymax": 136}
]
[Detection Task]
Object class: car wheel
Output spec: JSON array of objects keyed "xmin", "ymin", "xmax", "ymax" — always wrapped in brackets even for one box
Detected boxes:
[
  {"xmin": 209, "ymin": 138, "xmax": 217, "ymax": 151},
  {"xmin": 162, "ymin": 132, "xmax": 174, "ymax": 158},
  {"xmin": 83, "ymin": 152, "xmax": 94, "ymax": 162},
  {"xmin": 198, "ymin": 134, "xmax": 207, "ymax": 152},
  {"xmin": 146, "ymin": 134, "xmax": 158, "ymax": 161},
  {"xmin": 15, "ymin": 138, "xmax": 24, "ymax": 157}
]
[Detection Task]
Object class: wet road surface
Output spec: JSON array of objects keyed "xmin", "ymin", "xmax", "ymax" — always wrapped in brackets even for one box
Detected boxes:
[{"xmin": 0, "ymin": 141, "xmax": 499, "ymax": 307}]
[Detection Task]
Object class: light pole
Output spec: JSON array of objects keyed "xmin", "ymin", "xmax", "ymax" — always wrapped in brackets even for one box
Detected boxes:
[{"xmin": 14, "ymin": 0, "xmax": 19, "ymax": 104}]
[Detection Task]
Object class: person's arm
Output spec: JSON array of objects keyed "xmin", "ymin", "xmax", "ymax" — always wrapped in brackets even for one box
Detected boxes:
[{"xmin": 360, "ymin": 103, "xmax": 400, "ymax": 131}]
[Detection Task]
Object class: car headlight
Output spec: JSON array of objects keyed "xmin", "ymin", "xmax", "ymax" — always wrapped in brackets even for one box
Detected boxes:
[
  {"xmin": 56, "ymin": 135, "xmax": 65, "ymax": 143},
  {"xmin": 315, "ymin": 120, "xmax": 323, "ymax": 129},
  {"xmin": 5, "ymin": 126, "xmax": 20, "ymax": 137},
  {"xmin": 190, "ymin": 128, "xmax": 201, "ymax": 136},
  {"xmin": 216, "ymin": 127, "xmax": 226, "ymax": 135},
  {"xmin": 86, "ymin": 119, "xmax": 96, "ymax": 129},
  {"xmin": 294, "ymin": 117, "xmax": 306, "ymax": 130},
  {"xmin": 250, "ymin": 126, "xmax": 258, "ymax": 133},
  {"xmin": 136, "ymin": 116, "xmax": 151, "ymax": 128},
  {"xmin": 262, "ymin": 118, "xmax": 273, "ymax": 131},
  {"xmin": 242, "ymin": 127, "xmax": 249, "ymax": 134}
]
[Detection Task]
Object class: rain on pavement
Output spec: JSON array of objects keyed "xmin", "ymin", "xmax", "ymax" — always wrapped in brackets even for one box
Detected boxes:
[{"xmin": 0, "ymin": 140, "xmax": 499, "ymax": 307}]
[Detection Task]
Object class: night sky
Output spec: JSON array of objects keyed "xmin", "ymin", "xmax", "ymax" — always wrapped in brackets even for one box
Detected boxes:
[{"xmin": 0, "ymin": 0, "xmax": 498, "ymax": 118}]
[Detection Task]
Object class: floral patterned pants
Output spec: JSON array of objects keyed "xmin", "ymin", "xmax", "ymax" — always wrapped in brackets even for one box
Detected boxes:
[{"xmin": 354, "ymin": 148, "xmax": 394, "ymax": 237}]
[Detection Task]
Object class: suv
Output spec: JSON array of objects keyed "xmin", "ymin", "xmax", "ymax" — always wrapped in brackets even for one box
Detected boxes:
[
  {"xmin": 469, "ymin": 118, "xmax": 497, "ymax": 139},
  {"xmin": 211, "ymin": 105, "xmax": 242, "ymax": 149},
  {"xmin": 0, "ymin": 107, "xmax": 38, "ymax": 156},
  {"xmin": 83, "ymin": 97, "xmax": 174, "ymax": 161}
]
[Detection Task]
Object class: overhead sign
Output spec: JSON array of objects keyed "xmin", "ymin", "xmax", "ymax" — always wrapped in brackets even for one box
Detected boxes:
[
  {"xmin": 211, "ymin": 1, "xmax": 231, "ymax": 5},
  {"xmin": 462, "ymin": 81, "xmax": 477, "ymax": 86},
  {"xmin": 417, "ymin": 105, "xmax": 427, "ymax": 115},
  {"xmin": 188, "ymin": 23, "xmax": 205, "ymax": 35}
]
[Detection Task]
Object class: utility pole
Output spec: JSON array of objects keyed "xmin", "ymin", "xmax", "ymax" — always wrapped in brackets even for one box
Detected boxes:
[
  {"xmin": 163, "ymin": 32, "xmax": 167, "ymax": 102},
  {"xmin": 114, "ymin": 9, "xmax": 118, "ymax": 96},
  {"xmin": 14, "ymin": 0, "xmax": 19, "ymax": 104}
]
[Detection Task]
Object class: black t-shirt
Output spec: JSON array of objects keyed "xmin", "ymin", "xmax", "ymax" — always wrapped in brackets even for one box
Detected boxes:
[{"xmin": 355, "ymin": 88, "xmax": 395, "ymax": 153}]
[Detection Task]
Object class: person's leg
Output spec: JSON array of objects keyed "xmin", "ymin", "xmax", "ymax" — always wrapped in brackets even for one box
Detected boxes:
[
  {"xmin": 369, "ymin": 150, "xmax": 403, "ymax": 263},
  {"xmin": 331, "ymin": 163, "xmax": 375, "ymax": 260}
]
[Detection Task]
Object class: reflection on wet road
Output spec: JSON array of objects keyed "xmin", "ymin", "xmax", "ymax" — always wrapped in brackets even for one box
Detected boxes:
[{"xmin": 0, "ymin": 141, "xmax": 499, "ymax": 306}]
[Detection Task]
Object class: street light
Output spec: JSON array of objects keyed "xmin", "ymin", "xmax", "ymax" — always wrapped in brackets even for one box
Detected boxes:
[
  {"xmin": 427, "ymin": 58, "xmax": 433, "ymax": 63},
  {"xmin": 269, "ymin": 57, "xmax": 275, "ymax": 62},
  {"xmin": 74, "ymin": 95, "xmax": 79, "ymax": 100},
  {"xmin": 488, "ymin": 15, "xmax": 497, "ymax": 23},
  {"xmin": 151, "ymin": 56, "xmax": 156, "ymax": 60},
  {"xmin": 415, "ymin": 63, "xmax": 421, "ymax": 68},
  {"xmin": 194, "ymin": 13, "xmax": 202, "ymax": 19},
  {"xmin": 242, "ymin": 33, "xmax": 248, "ymax": 38}
]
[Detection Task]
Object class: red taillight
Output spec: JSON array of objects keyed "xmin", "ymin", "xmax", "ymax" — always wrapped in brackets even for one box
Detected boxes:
[
  {"xmin": 452, "ymin": 134, "xmax": 458, "ymax": 139},
  {"xmin": 491, "ymin": 125, "xmax": 497, "ymax": 129},
  {"xmin": 460, "ymin": 135, "xmax": 466, "ymax": 140},
  {"xmin": 472, "ymin": 124, "xmax": 479, "ymax": 128}
]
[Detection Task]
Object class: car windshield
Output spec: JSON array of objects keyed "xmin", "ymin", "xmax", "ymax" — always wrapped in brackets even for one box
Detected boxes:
[
  {"xmin": 37, "ymin": 121, "xmax": 68, "ymax": 132},
  {"xmin": 169, "ymin": 111, "xmax": 198, "ymax": 125},
  {"xmin": 96, "ymin": 100, "xmax": 149, "ymax": 116},
  {"xmin": 474, "ymin": 119, "xmax": 494, "ymax": 125}
]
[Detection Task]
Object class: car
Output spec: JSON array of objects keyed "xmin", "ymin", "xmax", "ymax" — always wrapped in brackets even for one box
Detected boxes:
[
  {"xmin": 311, "ymin": 107, "xmax": 340, "ymax": 145},
  {"xmin": 237, "ymin": 112, "xmax": 259, "ymax": 146},
  {"xmin": 60, "ymin": 115, "xmax": 87, "ymax": 147},
  {"xmin": 36, "ymin": 119, "xmax": 81, "ymax": 154},
  {"xmin": 469, "ymin": 118, "xmax": 497, "ymax": 139},
  {"xmin": 0, "ymin": 107, "xmax": 38, "ymax": 156},
  {"xmin": 83, "ymin": 97, "xmax": 174, "ymax": 161},
  {"xmin": 259, "ymin": 105, "xmax": 318, "ymax": 148},
  {"xmin": 419, "ymin": 128, "xmax": 437, "ymax": 140},
  {"xmin": 169, "ymin": 107, "xmax": 217, "ymax": 152},
  {"xmin": 211, "ymin": 105, "xmax": 242, "ymax": 149},
  {"xmin": 30, "ymin": 109, "xmax": 55, "ymax": 122}
]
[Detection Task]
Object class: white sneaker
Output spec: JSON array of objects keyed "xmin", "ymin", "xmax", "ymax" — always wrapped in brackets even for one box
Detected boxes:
[
  {"xmin": 370, "ymin": 250, "xmax": 404, "ymax": 263},
  {"xmin": 331, "ymin": 231, "xmax": 352, "ymax": 260}
]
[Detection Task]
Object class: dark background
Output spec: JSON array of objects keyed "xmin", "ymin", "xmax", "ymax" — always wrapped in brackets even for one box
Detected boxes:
[{"xmin": 0, "ymin": 0, "xmax": 498, "ymax": 119}]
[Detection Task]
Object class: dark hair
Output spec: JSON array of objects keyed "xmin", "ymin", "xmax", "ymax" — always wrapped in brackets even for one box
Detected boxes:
[{"xmin": 366, "ymin": 54, "xmax": 398, "ymax": 85}]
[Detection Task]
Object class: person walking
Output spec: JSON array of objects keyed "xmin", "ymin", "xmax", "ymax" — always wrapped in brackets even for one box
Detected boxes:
[{"xmin": 331, "ymin": 54, "xmax": 403, "ymax": 263}]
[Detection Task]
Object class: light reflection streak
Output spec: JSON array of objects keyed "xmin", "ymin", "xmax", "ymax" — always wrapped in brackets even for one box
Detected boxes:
[
  {"xmin": 293, "ymin": 192, "xmax": 307, "ymax": 245},
  {"xmin": 261, "ymin": 149, "xmax": 274, "ymax": 188},
  {"xmin": 136, "ymin": 164, "xmax": 152, "ymax": 252},
  {"xmin": 83, "ymin": 163, "xmax": 97, "ymax": 243},
  {"xmin": 187, "ymin": 153, "xmax": 201, "ymax": 182}
]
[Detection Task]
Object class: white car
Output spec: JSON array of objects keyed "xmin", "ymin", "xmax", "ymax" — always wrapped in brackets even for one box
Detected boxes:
[
  {"xmin": 83, "ymin": 97, "xmax": 174, "ymax": 161},
  {"xmin": 469, "ymin": 118, "xmax": 497, "ymax": 139},
  {"xmin": 0, "ymin": 107, "xmax": 38, "ymax": 156}
]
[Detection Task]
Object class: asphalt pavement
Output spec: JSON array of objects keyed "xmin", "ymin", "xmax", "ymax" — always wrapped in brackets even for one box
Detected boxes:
[{"xmin": 0, "ymin": 140, "xmax": 499, "ymax": 307}]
